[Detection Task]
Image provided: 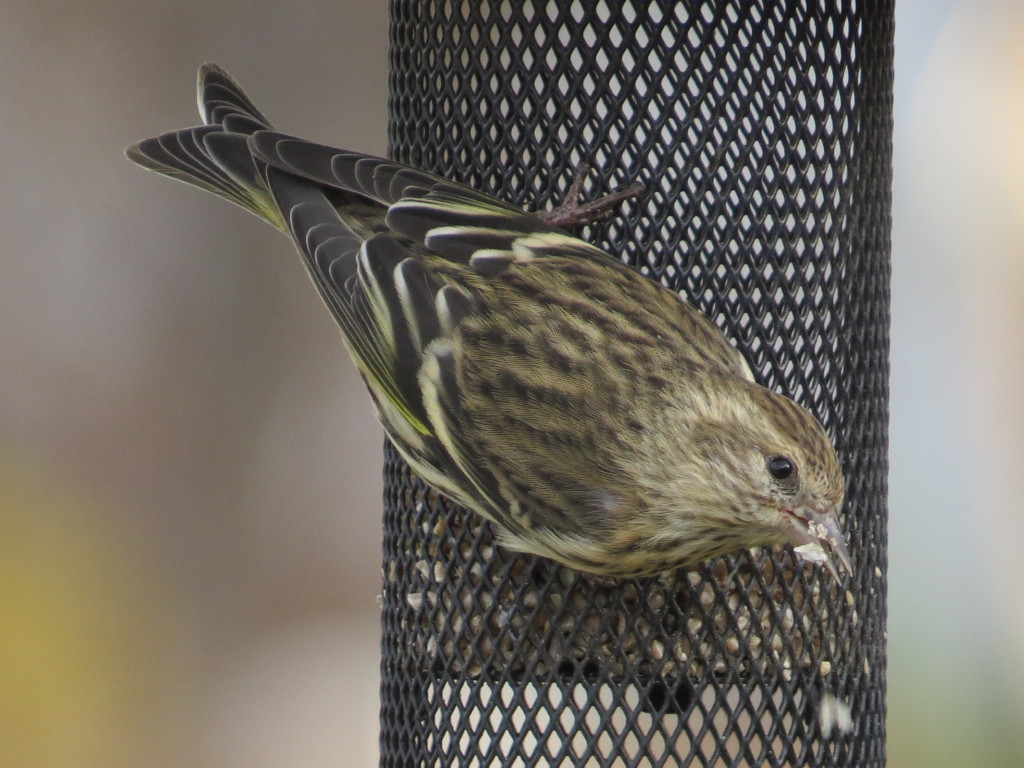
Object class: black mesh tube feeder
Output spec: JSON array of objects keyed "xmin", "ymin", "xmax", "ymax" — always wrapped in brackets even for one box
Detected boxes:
[{"xmin": 380, "ymin": 1, "xmax": 891, "ymax": 766}]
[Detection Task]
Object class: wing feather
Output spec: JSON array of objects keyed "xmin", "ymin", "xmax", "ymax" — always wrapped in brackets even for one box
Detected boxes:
[
  {"xmin": 248, "ymin": 131, "xmax": 616, "ymax": 267},
  {"xmin": 263, "ymin": 166, "xmax": 432, "ymax": 435}
]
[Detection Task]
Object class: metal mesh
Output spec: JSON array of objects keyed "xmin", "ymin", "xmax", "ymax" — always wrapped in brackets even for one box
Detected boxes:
[{"xmin": 381, "ymin": 1, "xmax": 891, "ymax": 766}]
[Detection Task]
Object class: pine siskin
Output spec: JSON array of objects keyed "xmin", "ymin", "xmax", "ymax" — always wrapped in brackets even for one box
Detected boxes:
[{"xmin": 127, "ymin": 64, "xmax": 851, "ymax": 580}]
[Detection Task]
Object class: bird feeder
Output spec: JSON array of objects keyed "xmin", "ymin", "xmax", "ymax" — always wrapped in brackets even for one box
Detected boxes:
[{"xmin": 380, "ymin": 2, "xmax": 891, "ymax": 765}]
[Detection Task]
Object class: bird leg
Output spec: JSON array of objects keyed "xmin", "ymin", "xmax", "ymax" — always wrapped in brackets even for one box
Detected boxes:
[
  {"xmin": 580, "ymin": 571, "xmax": 625, "ymax": 589},
  {"xmin": 540, "ymin": 163, "xmax": 646, "ymax": 230}
]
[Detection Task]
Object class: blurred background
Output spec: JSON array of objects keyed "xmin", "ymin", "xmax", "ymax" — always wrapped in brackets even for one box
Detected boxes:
[{"xmin": 1, "ymin": 0, "xmax": 1021, "ymax": 766}]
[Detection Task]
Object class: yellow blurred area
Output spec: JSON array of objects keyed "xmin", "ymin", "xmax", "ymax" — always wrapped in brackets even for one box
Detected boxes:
[{"xmin": 0, "ymin": 460, "xmax": 170, "ymax": 768}]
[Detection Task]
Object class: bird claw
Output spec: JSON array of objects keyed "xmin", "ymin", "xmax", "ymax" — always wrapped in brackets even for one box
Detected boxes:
[
  {"xmin": 540, "ymin": 162, "xmax": 646, "ymax": 230},
  {"xmin": 579, "ymin": 571, "xmax": 624, "ymax": 589}
]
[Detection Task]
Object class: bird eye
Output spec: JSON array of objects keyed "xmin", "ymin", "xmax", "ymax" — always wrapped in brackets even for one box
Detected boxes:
[{"xmin": 767, "ymin": 455, "xmax": 795, "ymax": 480}]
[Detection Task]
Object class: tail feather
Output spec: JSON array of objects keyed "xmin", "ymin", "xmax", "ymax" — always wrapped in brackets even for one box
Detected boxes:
[
  {"xmin": 197, "ymin": 62, "xmax": 273, "ymax": 128},
  {"xmin": 125, "ymin": 63, "xmax": 282, "ymax": 228}
]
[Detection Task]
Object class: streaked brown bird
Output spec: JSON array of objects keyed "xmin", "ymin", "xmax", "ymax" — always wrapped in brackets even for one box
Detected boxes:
[{"xmin": 127, "ymin": 64, "xmax": 851, "ymax": 580}]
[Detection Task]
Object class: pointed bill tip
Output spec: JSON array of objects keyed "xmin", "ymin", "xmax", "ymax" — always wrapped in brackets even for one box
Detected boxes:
[
  {"xmin": 785, "ymin": 505, "xmax": 852, "ymax": 583},
  {"xmin": 821, "ymin": 514, "xmax": 853, "ymax": 577}
]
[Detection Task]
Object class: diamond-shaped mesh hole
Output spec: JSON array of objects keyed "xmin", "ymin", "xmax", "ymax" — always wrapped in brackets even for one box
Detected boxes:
[{"xmin": 382, "ymin": 1, "xmax": 890, "ymax": 766}]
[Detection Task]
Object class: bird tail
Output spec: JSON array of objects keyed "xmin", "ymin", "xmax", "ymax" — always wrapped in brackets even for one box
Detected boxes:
[{"xmin": 125, "ymin": 63, "xmax": 285, "ymax": 229}]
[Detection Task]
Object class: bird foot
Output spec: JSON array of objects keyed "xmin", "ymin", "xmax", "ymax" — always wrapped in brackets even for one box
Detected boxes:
[
  {"xmin": 540, "ymin": 163, "xmax": 645, "ymax": 230},
  {"xmin": 579, "ymin": 571, "xmax": 624, "ymax": 589}
]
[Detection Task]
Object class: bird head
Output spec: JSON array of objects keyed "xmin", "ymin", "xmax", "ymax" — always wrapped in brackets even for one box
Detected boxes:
[
  {"xmin": 699, "ymin": 380, "xmax": 851, "ymax": 580},
  {"xmin": 628, "ymin": 376, "xmax": 850, "ymax": 580}
]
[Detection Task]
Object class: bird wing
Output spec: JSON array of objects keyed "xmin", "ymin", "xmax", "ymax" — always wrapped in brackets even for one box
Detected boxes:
[
  {"xmin": 257, "ymin": 166, "xmax": 433, "ymax": 433},
  {"xmin": 249, "ymin": 131, "xmax": 617, "ymax": 266},
  {"xmin": 247, "ymin": 130, "xmax": 627, "ymax": 441},
  {"xmin": 253, "ymin": 135, "xmax": 754, "ymax": 543},
  {"xmin": 257, "ymin": 163, "xmax": 533, "ymax": 524}
]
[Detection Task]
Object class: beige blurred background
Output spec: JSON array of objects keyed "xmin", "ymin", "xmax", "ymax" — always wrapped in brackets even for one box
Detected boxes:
[{"xmin": 1, "ymin": 1, "xmax": 1021, "ymax": 766}]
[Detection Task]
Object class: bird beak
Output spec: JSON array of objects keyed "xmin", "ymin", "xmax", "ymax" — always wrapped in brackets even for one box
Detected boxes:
[{"xmin": 782, "ymin": 505, "xmax": 852, "ymax": 582}]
